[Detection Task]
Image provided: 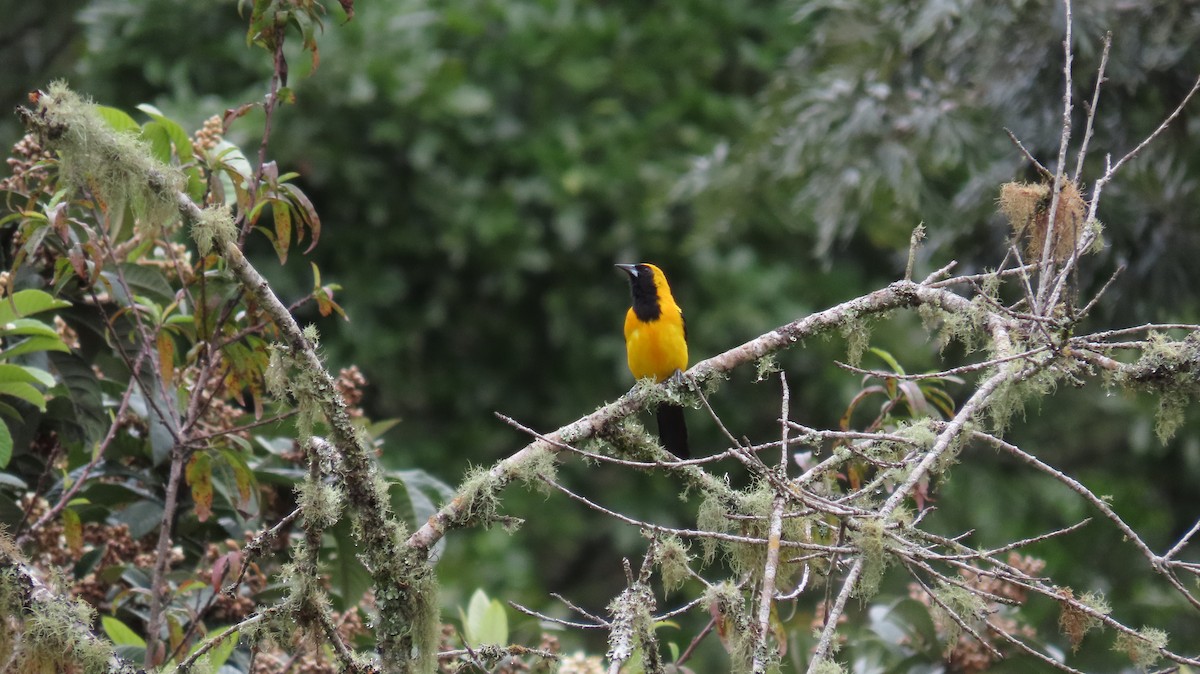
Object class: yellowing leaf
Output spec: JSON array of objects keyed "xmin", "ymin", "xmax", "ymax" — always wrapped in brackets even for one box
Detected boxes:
[
  {"xmin": 272, "ymin": 200, "xmax": 292, "ymax": 264},
  {"xmin": 156, "ymin": 332, "xmax": 175, "ymax": 385},
  {"xmin": 186, "ymin": 453, "xmax": 214, "ymax": 523},
  {"xmin": 63, "ymin": 508, "xmax": 83, "ymax": 554}
]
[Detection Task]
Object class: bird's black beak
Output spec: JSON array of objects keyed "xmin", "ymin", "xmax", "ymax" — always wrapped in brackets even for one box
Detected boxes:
[{"xmin": 615, "ymin": 263, "xmax": 638, "ymax": 278}]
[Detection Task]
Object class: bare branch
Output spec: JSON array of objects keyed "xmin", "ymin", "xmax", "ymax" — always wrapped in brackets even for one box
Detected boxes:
[
  {"xmin": 806, "ymin": 557, "xmax": 864, "ymax": 670},
  {"xmin": 1033, "ymin": 0, "xmax": 1077, "ymax": 311},
  {"xmin": 1073, "ymin": 31, "xmax": 1112, "ymax": 181},
  {"xmin": 1103, "ymin": 72, "xmax": 1200, "ymax": 182},
  {"xmin": 1003, "ymin": 127, "xmax": 1053, "ymax": 177},
  {"xmin": 750, "ymin": 374, "xmax": 791, "ymax": 673}
]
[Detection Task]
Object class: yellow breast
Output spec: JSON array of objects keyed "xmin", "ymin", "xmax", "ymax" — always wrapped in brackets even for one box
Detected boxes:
[{"xmin": 624, "ymin": 307, "xmax": 688, "ymax": 382}]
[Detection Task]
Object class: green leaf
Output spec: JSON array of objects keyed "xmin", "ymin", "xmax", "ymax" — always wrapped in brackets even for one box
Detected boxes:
[
  {"xmin": 94, "ymin": 106, "xmax": 141, "ymax": 134},
  {"xmin": 0, "ymin": 335, "xmax": 71, "ymax": 360},
  {"xmin": 876, "ymin": 598, "xmax": 940, "ymax": 656},
  {"xmin": 192, "ymin": 628, "xmax": 238, "ymax": 670},
  {"xmin": 462, "ymin": 588, "xmax": 508, "ymax": 647},
  {"xmin": 117, "ymin": 500, "xmax": 165, "ymax": 540},
  {"xmin": 391, "ymin": 469, "xmax": 455, "ymax": 559},
  {"xmin": 281, "ymin": 183, "xmax": 321, "ymax": 252},
  {"xmin": 0, "ymin": 364, "xmax": 55, "ymax": 388},
  {"xmin": 217, "ymin": 448, "xmax": 255, "ymax": 509},
  {"xmin": 0, "ymin": 421, "xmax": 11, "ymax": 468},
  {"xmin": 140, "ymin": 121, "xmax": 173, "ymax": 164},
  {"xmin": 186, "ymin": 452, "xmax": 214, "ymax": 522},
  {"xmin": 74, "ymin": 545, "xmax": 106, "ymax": 579},
  {"xmin": 63, "ymin": 507, "xmax": 82, "ymax": 552},
  {"xmin": 0, "ymin": 289, "xmax": 71, "ymax": 324},
  {"xmin": 137, "ymin": 103, "xmax": 195, "ymax": 162},
  {"xmin": 869, "ymin": 347, "xmax": 906, "ymax": 376},
  {"xmin": 123, "ymin": 373, "xmax": 179, "ymax": 466},
  {"xmin": 0, "ymin": 318, "xmax": 60, "ymax": 338},
  {"xmin": 102, "ymin": 615, "xmax": 147, "ymax": 647},
  {"xmin": 0, "ymin": 381, "xmax": 47, "ymax": 411},
  {"xmin": 101, "ymin": 264, "xmax": 175, "ymax": 306},
  {"xmin": 48, "ymin": 352, "xmax": 107, "ymax": 446}
]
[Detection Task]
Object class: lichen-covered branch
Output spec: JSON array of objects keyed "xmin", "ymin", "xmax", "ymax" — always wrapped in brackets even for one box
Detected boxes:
[{"xmin": 0, "ymin": 542, "xmax": 140, "ymax": 674}]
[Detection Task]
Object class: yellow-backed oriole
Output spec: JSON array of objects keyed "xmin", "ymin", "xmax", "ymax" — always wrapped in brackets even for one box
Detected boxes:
[{"xmin": 616, "ymin": 263, "xmax": 689, "ymax": 458}]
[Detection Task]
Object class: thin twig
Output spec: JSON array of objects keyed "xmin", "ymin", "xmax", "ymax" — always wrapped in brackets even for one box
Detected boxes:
[
  {"xmin": 1033, "ymin": 0, "xmax": 1076, "ymax": 311},
  {"xmin": 1003, "ymin": 128, "xmax": 1053, "ymax": 177},
  {"xmin": 1073, "ymin": 32, "xmax": 1112, "ymax": 181},
  {"xmin": 1073, "ymin": 263, "xmax": 1124, "ymax": 320},
  {"xmin": 542, "ymin": 476, "xmax": 851, "ymax": 553},
  {"xmin": 750, "ymin": 374, "xmax": 790, "ymax": 673},
  {"xmin": 1163, "ymin": 518, "xmax": 1200, "ymax": 562},
  {"xmin": 833, "ymin": 345, "xmax": 1049, "ymax": 381},
  {"xmin": 675, "ymin": 617, "xmax": 715, "ymax": 667},
  {"xmin": 906, "ymin": 566, "xmax": 1004, "ymax": 661},
  {"xmin": 508, "ymin": 601, "xmax": 606, "ymax": 629},
  {"xmin": 806, "ymin": 557, "xmax": 863, "ymax": 670},
  {"xmin": 1104, "ymin": 72, "xmax": 1200, "ymax": 182},
  {"xmin": 928, "ymin": 519, "xmax": 1092, "ymax": 561}
]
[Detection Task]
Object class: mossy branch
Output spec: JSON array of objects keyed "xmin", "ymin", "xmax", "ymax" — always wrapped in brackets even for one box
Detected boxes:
[
  {"xmin": 0, "ymin": 540, "xmax": 140, "ymax": 674},
  {"xmin": 404, "ymin": 279, "xmax": 1008, "ymax": 559}
]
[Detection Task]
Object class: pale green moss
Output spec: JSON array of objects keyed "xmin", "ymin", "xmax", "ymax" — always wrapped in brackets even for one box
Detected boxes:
[
  {"xmin": 851, "ymin": 519, "xmax": 889, "ymax": 599},
  {"xmin": 1059, "ymin": 590, "xmax": 1108, "ymax": 651},
  {"xmin": 264, "ymin": 345, "xmax": 289, "ymax": 399},
  {"xmin": 703, "ymin": 582, "xmax": 752, "ymax": 674},
  {"xmin": 512, "ymin": 446, "xmax": 558, "ymax": 496},
  {"xmin": 654, "ymin": 535, "xmax": 691, "ymax": 593},
  {"xmin": 37, "ymin": 82, "xmax": 184, "ymax": 234},
  {"xmin": 8, "ymin": 575, "xmax": 114, "ymax": 674},
  {"xmin": 1112, "ymin": 626, "xmax": 1167, "ymax": 670},
  {"xmin": 931, "ymin": 581, "xmax": 986, "ymax": 648},
  {"xmin": 192, "ymin": 205, "xmax": 236, "ymax": 256},
  {"xmin": 452, "ymin": 466, "xmax": 504, "ymax": 528},
  {"xmin": 840, "ymin": 315, "xmax": 871, "ymax": 368},
  {"xmin": 810, "ymin": 659, "xmax": 847, "ymax": 674},
  {"xmin": 696, "ymin": 488, "xmax": 731, "ymax": 563},
  {"xmin": 1114, "ymin": 333, "xmax": 1200, "ymax": 443},
  {"xmin": 755, "ymin": 354, "xmax": 780, "ymax": 381},
  {"xmin": 296, "ymin": 480, "xmax": 342, "ymax": 528}
]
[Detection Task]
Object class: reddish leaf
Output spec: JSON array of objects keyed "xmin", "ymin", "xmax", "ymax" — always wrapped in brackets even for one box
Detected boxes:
[
  {"xmin": 222, "ymin": 103, "xmax": 257, "ymax": 129},
  {"xmin": 211, "ymin": 550, "xmax": 242, "ymax": 589},
  {"xmin": 68, "ymin": 245, "xmax": 88, "ymax": 280}
]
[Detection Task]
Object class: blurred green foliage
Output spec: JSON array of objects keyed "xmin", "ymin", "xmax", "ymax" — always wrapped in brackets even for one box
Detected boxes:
[{"xmin": 5, "ymin": 0, "xmax": 1200, "ymax": 669}]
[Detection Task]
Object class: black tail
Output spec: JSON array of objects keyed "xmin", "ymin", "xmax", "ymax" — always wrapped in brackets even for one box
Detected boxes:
[{"xmin": 656, "ymin": 403, "xmax": 689, "ymax": 458}]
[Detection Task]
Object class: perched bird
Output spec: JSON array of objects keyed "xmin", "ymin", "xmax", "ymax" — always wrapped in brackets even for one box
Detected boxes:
[{"xmin": 616, "ymin": 263, "xmax": 689, "ymax": 458}]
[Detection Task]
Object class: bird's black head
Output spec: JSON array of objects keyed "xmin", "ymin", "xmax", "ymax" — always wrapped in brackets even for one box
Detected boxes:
[{"xmin": 616, "ymin": 263, "xmax": 662, "ymax": 322}]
